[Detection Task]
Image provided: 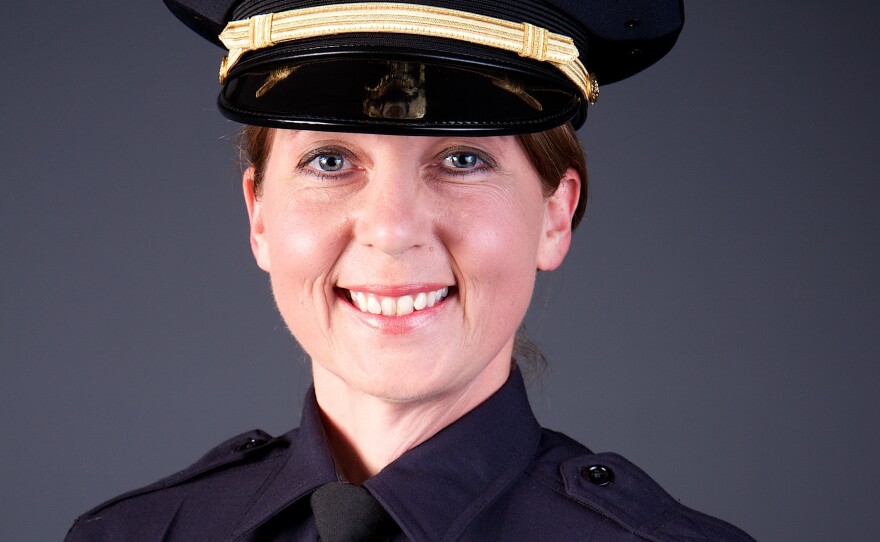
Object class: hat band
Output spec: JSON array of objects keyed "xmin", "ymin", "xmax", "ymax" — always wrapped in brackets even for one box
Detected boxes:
[{"xmin": 217, "ymin": 2, "xmax": 599, "ymax": 104}]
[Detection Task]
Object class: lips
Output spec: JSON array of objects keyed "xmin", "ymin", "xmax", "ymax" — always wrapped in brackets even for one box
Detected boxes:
[{"xmin": 344, "ymin": 286, "xmax": 451, "ymax": 316}]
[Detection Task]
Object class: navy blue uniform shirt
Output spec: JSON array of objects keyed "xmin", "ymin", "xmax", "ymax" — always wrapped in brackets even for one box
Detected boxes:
[{"xmin": 66, "ymin": 370, "xmax": 753, "ymax": 541}]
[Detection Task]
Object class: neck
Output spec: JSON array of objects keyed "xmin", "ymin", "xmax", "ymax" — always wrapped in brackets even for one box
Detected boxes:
[{"xmin": 312, "ymin": 360, "xmax": 511, "ymax": 485}]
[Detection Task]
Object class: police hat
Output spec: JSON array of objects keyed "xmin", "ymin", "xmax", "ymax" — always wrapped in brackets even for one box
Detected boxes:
[{"xmin": 165, "ymin": 0, "xmax": 684, "ymax": 134}]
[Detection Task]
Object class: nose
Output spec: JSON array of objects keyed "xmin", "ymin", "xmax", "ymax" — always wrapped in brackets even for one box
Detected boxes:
[{"xmin": 355, "ymin": 166, "xmax": 432, "ymax": 257}]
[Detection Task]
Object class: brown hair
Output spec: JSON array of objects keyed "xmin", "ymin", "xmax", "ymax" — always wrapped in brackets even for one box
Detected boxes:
[
  {"xmin": 513, "ymin": 124, "xmax": 588, "ymax": 229},
  {"xmin": 240, "ymin": 124, "xmax": 588, "ymax": 229}
]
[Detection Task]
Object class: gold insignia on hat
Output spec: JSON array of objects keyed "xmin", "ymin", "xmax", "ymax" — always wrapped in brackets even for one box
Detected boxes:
[
  {"xmin": 217, "ymin": 2, "xmax": 598, "ymax": 103},
  {"xmin": 255, "ymin": 65, "xmax": 300, "ymax": 98},
  {"xmin": 489, "ymin": 76, "xmax": 544, "ymax": 111},
  {"xmin": 363, "ymin": 62, "xmax": 427, "ymax": 120}
]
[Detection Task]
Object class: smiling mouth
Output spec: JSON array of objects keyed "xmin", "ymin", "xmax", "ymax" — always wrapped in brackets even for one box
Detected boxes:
[{"xmin": 343, "ymin": 286, "xmax": 453, "ymax": 316}]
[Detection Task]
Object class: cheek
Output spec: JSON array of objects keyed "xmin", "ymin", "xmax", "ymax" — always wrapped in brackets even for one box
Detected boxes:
[
  {"xmin": 455, "ymin": 187, "xmax": 544, "ymax": 266},
  {"xmin": 442, "ymin": 192, "xmax": 543, "ymax": 314},
  {"xmin": 265, "ymin": 194, "xmax": 348, "ymax": 269},
  {"xmin": 262, "ymin": 198, "xmax": 351, "ymax": 318}
]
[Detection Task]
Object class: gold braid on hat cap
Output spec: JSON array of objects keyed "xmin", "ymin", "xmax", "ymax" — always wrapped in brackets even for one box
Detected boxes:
[{"xmin": 218, "ymin": 2, "xmax": 598, "ymax": 104}]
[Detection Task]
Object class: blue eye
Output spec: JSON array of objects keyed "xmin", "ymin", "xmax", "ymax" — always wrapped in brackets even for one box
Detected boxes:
[
  {"xmin": 314, "ymin": 154, "xmax": 346, "ymax": 172},
  {"xmin": 445, "ymin": 153, "xmax": 479, "ymax": 169}
]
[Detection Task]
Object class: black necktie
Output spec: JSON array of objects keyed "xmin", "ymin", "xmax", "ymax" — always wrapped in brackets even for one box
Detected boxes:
[{"xmin": 310, "ymin": 482, "xmax": 398, "ymax": 542}]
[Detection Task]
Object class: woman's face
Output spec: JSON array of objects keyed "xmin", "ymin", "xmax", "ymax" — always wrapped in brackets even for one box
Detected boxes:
[{"xmin": 244, "ymin": 130, "xmax": 578, "ymax": 403}]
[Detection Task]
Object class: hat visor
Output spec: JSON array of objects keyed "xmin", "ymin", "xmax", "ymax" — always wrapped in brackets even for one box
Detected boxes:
[{"xmin": 219, "ymin": 34, "xmax": 586, "ymax": 135}]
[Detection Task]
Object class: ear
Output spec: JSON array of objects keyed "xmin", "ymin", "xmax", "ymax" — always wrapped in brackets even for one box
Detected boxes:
[
  {"xmin": 242, "ymin": 166, "xmax": 271, "ymax": 272},
  {"xmin": 536, "ymin": 167, "xmax": 580, "ymax": 271}
]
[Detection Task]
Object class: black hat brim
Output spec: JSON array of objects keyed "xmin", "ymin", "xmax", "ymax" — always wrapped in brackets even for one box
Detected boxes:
[{"xmin": 219, "ymin": 34, "xmax": 586, "ymax": 135}]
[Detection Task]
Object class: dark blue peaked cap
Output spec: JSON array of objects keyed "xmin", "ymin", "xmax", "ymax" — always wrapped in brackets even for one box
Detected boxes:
[{"xmin": 164, "ymin": 0, "xmax": 684, "ymax": 134}]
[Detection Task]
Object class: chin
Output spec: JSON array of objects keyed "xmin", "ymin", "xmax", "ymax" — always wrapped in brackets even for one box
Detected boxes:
[
  {"xmin": 316, "ymin": 353, "xmax": 473, "ymax": 405},
  {"xmin": 361, "ymin": 366, "xmax": 459, "ymax": 403}
]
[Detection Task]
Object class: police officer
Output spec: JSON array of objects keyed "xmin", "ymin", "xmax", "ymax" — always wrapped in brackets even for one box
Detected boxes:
[{"xmin": 66, "ymin": 1, "xmax": 754, "ymax": 540}]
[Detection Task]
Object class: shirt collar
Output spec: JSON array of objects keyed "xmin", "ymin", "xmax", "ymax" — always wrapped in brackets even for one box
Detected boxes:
[
  {"xmin": 230, "ymin": 388, "xmax": 338, "ymax": 539},
  {"xmin": 365, "ymin": 369, "xmax": 541, "ymax": 540},
  {"xmin": 232, "ymin": 368, "xmax": 541, "ymax": 541}
]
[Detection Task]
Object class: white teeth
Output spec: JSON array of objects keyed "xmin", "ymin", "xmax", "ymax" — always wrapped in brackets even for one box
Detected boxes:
[
  {"xmin": 397, "ymin": 295, "xmax": 414, "ymax": 316},
  {"xmin": 346, "ymin": 287, "xmax": 451, "ymax": 317}
]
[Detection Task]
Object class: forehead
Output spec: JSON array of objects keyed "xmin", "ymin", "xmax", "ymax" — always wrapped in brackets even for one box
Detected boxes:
[{"xmin": 270, "ymin": 130, "xmax": 524, "ymax": 159}]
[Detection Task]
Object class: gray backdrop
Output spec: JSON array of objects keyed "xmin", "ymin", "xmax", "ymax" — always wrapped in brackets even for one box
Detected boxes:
[{"xmin": 2, "ymin": 2, "xmax": 878, "ymax": 541}]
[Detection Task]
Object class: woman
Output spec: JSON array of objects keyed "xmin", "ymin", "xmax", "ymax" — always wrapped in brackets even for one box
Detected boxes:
[{"xmin": 67, "ymin": 0, "xmax": 753, "ymax": 540}]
